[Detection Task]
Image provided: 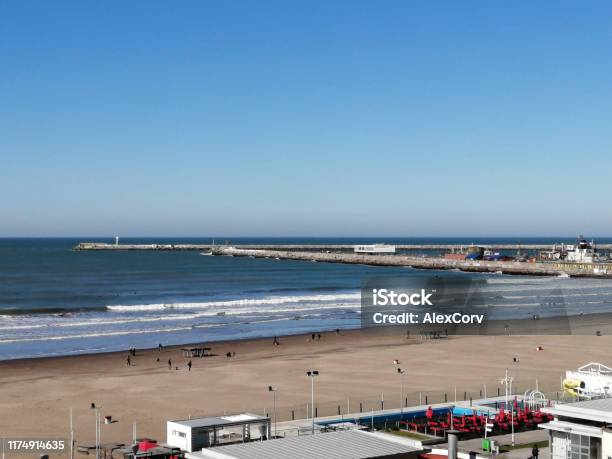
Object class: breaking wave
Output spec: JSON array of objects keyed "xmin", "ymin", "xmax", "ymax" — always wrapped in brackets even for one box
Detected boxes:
[{"xmin": 105, "ymin": 293, "xmax": 361, "ymax": 312}]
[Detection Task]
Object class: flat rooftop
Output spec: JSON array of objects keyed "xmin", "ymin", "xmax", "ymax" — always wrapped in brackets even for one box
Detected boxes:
[
  {"xmin": 169, "ymin": 413, "xmax": 269, "ymax": 429},
  {"xmin": 194, "ymin": 429, "xmax": 422, "ymax": 459},
  {"xmin": 544, "ymin": 398, "xmax": 612, "ymax": 424}
]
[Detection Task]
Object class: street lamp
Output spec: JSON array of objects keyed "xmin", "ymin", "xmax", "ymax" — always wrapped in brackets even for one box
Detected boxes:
[
  {"xmin": 396, "ymin": 367, "xmax": 406, "ymax": 420},
  {"xmin": 393, "ymin": 361, "xmax": 406, "ymax": 421},
  {"xmin": 306, "ymin": 370, "xmax": 319, "ymax": 435},
  {"xmin": 268, "ymin": 386, "xmax": 278, "ymax": 438},
  {"xmin": 90, "ymin": 403, "xmax": 101, "ymax": 459},
  {"xmin": 500, "ymin": 369, "xmax": 515, "ymax": 446}
]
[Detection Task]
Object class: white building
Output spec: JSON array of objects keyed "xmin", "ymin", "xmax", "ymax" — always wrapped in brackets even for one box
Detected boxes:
[
  {"xmin": 167, "ymin": 413, "xmax": 270, "ymax": 452},
  {"xmin": 540, "ymin": 398, "xmax": 612, "ymax": 459},
  {"xmin": 353, "ymin": 244, "xmax": 396, "ymax": 254}
]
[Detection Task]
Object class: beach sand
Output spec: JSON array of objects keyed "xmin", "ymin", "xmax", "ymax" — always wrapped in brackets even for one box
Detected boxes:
[{"xmin": 1, "ymin": 316, "xmax": 612, "ymax": 446}]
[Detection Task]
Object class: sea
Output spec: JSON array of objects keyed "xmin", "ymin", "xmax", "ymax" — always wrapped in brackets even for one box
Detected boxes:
[{"xmin": 2, "ymin": 237, "xmax": 612, "ymax": 360}]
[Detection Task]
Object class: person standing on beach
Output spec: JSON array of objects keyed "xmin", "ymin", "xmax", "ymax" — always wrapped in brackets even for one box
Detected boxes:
[
  {"xmin": 126, "ymin": 355, "xmax": 131, "ymax": 366},
  {"xmin": 188, "ymin": 360, "xmax": 192, "ymax": 371},
  {"xmin": 168, "ymin": 359, "xmax": 172, "ymax": 370}
]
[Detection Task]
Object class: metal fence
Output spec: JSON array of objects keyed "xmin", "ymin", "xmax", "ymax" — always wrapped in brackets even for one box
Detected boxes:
[{"xmin": 186, "ymin": 379, "xmax": 572, "ymax": 425}]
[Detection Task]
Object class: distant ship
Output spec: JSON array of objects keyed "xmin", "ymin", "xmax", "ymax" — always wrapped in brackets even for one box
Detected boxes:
[{"xmin": 540, "ymin": 236, "xmax": 609, "ymax": 263}]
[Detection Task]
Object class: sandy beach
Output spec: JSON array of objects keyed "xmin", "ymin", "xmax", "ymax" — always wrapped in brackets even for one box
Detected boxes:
[{"xmin": 1, "ymin": 315, "xmax": 612, "ymax": 447}]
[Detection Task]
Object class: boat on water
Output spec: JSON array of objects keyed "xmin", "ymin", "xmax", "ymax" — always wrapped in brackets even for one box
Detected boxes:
[{"xmin": 539, "ymin": 236, "xmax": 608, "ymax": 263}]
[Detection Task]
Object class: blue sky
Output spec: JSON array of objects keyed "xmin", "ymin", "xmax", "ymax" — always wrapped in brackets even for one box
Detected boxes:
[{"xmin": 1, "ymin": 1, "xmax": 612, "ymax": 237}]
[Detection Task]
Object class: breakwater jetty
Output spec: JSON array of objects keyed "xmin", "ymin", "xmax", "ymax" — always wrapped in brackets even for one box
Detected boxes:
[
  {"xmin": 210, "ymin": 246, "xmax": 612, "ymax": 278},
  {"xmin": 74, "ymin": 242, "xmax": 612, "ymax": 251}
]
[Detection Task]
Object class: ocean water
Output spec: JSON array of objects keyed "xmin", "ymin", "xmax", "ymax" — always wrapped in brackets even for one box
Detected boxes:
[{"xmin": 1, "ymin": 237, "xmax": 612, "ymax": 360}]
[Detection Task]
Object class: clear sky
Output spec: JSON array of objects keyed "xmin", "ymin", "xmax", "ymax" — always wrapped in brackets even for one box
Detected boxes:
[{"xmin": 2, "ymin": 1, "xmax": 612, "ymax": 237}]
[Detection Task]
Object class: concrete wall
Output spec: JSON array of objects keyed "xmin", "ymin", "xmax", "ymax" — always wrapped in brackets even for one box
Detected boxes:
[
  {"xmin": 166, "ymin": 421, "xmax": 192, "ymax": 452},
  {"xmin": 601, "ymin": 429, "xmax": 612, "ymax": 459}
]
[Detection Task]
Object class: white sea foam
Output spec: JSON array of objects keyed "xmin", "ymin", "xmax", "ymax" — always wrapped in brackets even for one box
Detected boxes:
[
  {"xmin": 0, "ymin": 294, "xmax": 363, "ymax": 337},
  {"xmin": 106, "ymin": 293, "xmax": 361, "ymax": 312},
  {"xmin": 0, "ymin": 324, "xmax": 221, "ymax": 344}
]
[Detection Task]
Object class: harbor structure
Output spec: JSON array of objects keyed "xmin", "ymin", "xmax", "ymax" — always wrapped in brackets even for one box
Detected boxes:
[
  {"xmin": 74, "ymin": 242, "xmax": 612, "ymax": 252},
  {"xmin": 209, "ymin": 247, "xmax": 612, "ymax": 278},
  {"xmin": 74, "ymin": 237, "xmax": 612, "ymax": 278}
]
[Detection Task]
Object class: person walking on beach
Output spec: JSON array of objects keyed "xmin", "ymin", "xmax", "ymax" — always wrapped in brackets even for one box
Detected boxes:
[
  {"xmin": 168, "ymin": 359, "xmax": 172, "ymax": 370},
  {"xmin": 126, "ymin": 355, "xmax": 131, "ymax": 366},
  {"xmin": 188, "ymin": 360, "xmax": 192, "ymax": 371},
  {"xmin": 273, "ymin": 336, "xmax": 279, "ymax": 346},
  {"xmin": 532, "ymin": 444, "xmax": 539, "ymax": 459}
]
